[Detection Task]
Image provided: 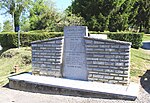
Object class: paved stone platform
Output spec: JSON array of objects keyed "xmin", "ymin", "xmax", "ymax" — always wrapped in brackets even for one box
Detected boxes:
[{"xmin": 8, "ymin": 73, "xmax": 139, "ymax": 100}]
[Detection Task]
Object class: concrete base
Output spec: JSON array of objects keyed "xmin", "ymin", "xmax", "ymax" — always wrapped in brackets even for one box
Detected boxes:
[{"xmin": 8, "ymin": 73, "xmax": 139, "ymax": 100}]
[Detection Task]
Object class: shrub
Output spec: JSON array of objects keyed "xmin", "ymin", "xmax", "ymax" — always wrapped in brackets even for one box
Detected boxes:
[
  {"xmin": 0, "ymin": 32, "xmax": 63, "ymax": 48},
  {"xmin": 0, "ymin": 32, "xmax": 17, "ymax": 48},
  {"xmin": 0, "ymin": 31, "xmax": 143, "ymax": 49},
  {"xmin": 90, "ymin": 31, "xmax": 143, "ymax": 49}
]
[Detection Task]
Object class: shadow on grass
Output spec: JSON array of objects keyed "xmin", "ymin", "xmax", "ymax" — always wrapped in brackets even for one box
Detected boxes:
[
  {"xmin": 135, "ymin": 55, "xmax": 150, "ymax": 61},
  {"xmin": 140, "ymin": 70, "xmax": 150, "ymax": 94},
  {"xmin": 0, "ymin": 47, "xmax": 10, "ymax": 56}
]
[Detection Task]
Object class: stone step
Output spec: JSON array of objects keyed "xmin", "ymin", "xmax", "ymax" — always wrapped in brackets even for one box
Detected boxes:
[{"xmin": 8, "ymin": 73, "xmax": 139, "ymax": 101}]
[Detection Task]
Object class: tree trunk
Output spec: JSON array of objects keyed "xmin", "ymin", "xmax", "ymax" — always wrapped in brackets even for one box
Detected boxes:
[
  {"xmin": 139, "ymin": 24, "xmax": 142, "ymax": 32},
  {"xmin": 12, "ymin": 12, "xmax": 15, "ymax": 32},
  {"xmin": 14, "ymin": 12, "xmax": 21, "ymax": 32}
]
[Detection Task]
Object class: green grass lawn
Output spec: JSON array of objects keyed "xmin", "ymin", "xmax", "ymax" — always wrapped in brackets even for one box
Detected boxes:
[
  {"xmin": 0, "ymin": 47, "xmax": 150, "ymax": 86},
  {"xmin": 130, "ymin": 48, "xmax": 150, "ymax": 82},
  {"xmin": 0, "ymin": 47, "xmax": 31, "ymax": 86},
  {"xmin": 143, "ymin": 34, "xmax": 150, "ymax": 41}
]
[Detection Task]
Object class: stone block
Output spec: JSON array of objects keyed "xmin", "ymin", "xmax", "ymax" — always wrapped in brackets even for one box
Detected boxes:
[
  {"xmin": 120, "ymin": 45, "xmax": 130, "ymax": 49},
  {"xmin": 109, "ymin": 73, "xmax": 119, "ymax": 76},
  {"xmin": 105, "ymin": 55, "xmax": 115, "ymax": 58},
  {"xmin": 110, "ymin": 52, "xmax": 120, "ymax": 55},
  {"xmin": 93, "ymin": 54, "xmax": 105, "ymax": 58},
  {"xmin": 93, "ymin": 48, "xmax": 105, "ymax": 52},
  {"xmin": 92, "ymin": 68, "xmax": 104, "ymax": 72},
  {"xmin": 56, "ymin": 40, "xmax": 62, "ymax": 44},
  {"xmin": 104, "ymin": 62, "xmax": 114, "ymax": 66},
  {"xmin": 115, "ymin": 63, "xmax": 124, "ymax": 66},
  {"xmin": 87, "ymin": 61, "xmax": 93, "ymax": 64},
  {"xmin": 125, "ymin": 63, "xmax": 129, "ymax": 66},
  {"xmin": 119, "ymin": 52, "xmax": 129, "ymax": 55},
  {"xmin": 87, "ymin": 58, "xmax": 99, "ymax": 61},
  {"xmin": 93, "ymin": 61, "xmax": 105, "ymax": 65},
  {"xmin": 93, "ymin": 74, "xmax": 104, "ymax": 78},
  {"xmin": 40, "ymin": 58, "xmax": 47, "ymax": 61},
  {"xmin": 93, "ymin": 41, "xmax": 105, "ymax": 44},
  {"xmin": 115, "ymin": 77, "xmax": 123, "ymax": 80},
  {"xmin": 87, "ymin": 65, "xmax": 99, "ymax": 68},
  {"xmin": 47, "ymin": 59, "xmax": 55, "ymax": 62},
  {"xmin": 99, "ymin": 45, "xmax": 110, "ymax": 48},
  {"xmin": 98, "ymin": 58, "xmax": 109, "ymax": 62},
  {"xmin": 32, "ymin": 44, "xmax": 38, "ymax": 47},
  {"xmin": 115, "ymin": 70, "xmax": 124, "ymax": 74},
  {"xmin": 86, "ymin": 45, "xmax": 99, "ymax": 48},
  {"xmin": 124, "ymin": 70, "xmax": 129, "ymax": 75},
  {"xmin": 111, "ymin": 45, "xmax": 120, "ymax": 48},
  {"xmin": 105, "ymin": 48, "xmax": 116, "ymax": 52},
  {"xmin": 108, "ymin": 80, "xmax": 118, "ymax": 84},
  {"xmin": 109, "ymin": 59, "xmax": 120, "ymax": 62},
  {"xmin": 104, "ymin": 76, "xmax": 114, "ymax": 80},
  {"xmin": 105, "ymin": 69, "xmax": 114, "ymax": 73},
  {"xmin": 86, "ymin": 48, "xmax": 93, "ymax": 51},
  {"xmin": 85, "ymin": 40, "xmax": 93, "ymax": 44}
]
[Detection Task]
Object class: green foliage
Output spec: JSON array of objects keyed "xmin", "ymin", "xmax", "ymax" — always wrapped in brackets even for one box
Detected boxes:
[
  {"xmin": 0, "ymin": 23, "xmax": 2, "ymax": 32},
  {"xmin": 108, "ymin": 0, "xmax": 136, "ymax": 32},
  {"xmin": 0, "ymin": 0, "xmax": 32, "ymax": 32},
  {"xmin": 2, "ymin": 20, "xmax": 13, "ymax": 32},
  {"xmin": 90, "ymin": 31, "xmax": 143, "ymax": 49},
  {"xmin": 0, "ymin": 31, "xmax": 143, "ymax": 49},
  {"xmin": 69, "ymin": 0, "xmax": 149, "ymax": 33},
  {"xmin": 0, "ymin": 32, "xmax": 63, "ymax": 48},
  {"xmin": 56, "ymin": 10, "xmax": 86, "ymax": 32},
  {"xmin": 0, "ymin": 32, "xmax": 17, "ymax": 48},
  {"xmin": 131, "ymin": 0, "xmax": 150, "ymax": 33},
  {"xmin": 70, "ymin": 0, "xmax": 137, "ymax": 31},
  {"xmin": 108, "ymin": 32, "xmax": 143, "ymax": 49},
  {"xmin": 29, "ymin": 0, "xmax": 59, "ymax": 31},
  {"xmin": 20, "ymin": 16, "xmax": 30, "ymax": 32}
]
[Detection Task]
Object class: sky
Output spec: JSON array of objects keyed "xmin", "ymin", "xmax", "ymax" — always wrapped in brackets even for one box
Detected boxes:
[
  {"xmin": 55, "ymin": 0, "xmax": 72, "ymax": 12},
  {"xmin": 0, "ymin": 0, "xmax": 72, "ymax": 30}
]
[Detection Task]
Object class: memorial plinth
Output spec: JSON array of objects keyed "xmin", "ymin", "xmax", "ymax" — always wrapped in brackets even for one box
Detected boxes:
[{"xmin": 63, "ymin": 26, "xmax": 88, "ymax": 80}]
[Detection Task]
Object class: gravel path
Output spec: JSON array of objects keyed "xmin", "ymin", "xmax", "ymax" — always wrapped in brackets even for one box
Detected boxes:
[
  {"xmin": 0, "ymin": 71, "xmax": 150, "ymax": 103},
  {"xmin": 0, "ymin": 84, "xmax": 149, "ymax": 103}
]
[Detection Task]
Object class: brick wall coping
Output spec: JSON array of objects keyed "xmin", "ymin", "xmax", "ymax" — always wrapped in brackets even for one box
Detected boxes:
[
  {"xmin": 84, "ymin": 36, "xmax": 132, "ymax": 45},
  {"xmin": 31, "ymin": 36, "xmax": 64, "ymax": 44}
]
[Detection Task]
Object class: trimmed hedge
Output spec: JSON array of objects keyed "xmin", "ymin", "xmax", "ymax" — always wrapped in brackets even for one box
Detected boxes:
[
  {"xmin": 0, "ymin": 32, "xmax": 63, "ymax": 48},
  {"xmin": 90, "ymin": 31, "xmax": 144, "ymax": 49},
  {"xmin": 0, "ymin": 31, "xmax": 143, "ymax": 49}
]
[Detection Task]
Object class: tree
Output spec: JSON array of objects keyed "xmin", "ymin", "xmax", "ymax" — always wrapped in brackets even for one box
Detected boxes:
[
  {"xmin": 0, "ymin": 0, "xmax": 32, "ymax": 32},
  {"xmin": 20, "ymin": 16, "xmax": 30, "ymax": 32},
  {"xmin": 70, "ymin": 0, "xmax": 139, "ymax": 32},
  {"xmin": 29, "ymin": 0, "xmax": 59, "ymax": 31},
  {"xmin": 2, "ymin": 20, "xmax": 13, "ymax": 32},
  {"xmin": 131, "ymin": 0, "xmax": 150, "ymax": 33},
  {"xmin": 108, "ymin": 0, "xmax": 137, "ymax": 31},
  {"xmin": 55, "ymin": 10, "xmax": 85, "ymax": 32},
  {"xmin": 70, "ymin": 0, "xmax": 121, "ymax": 31},
  {"xmin": 0, "ymin": 23, "xmax": 2, "ymax": 32}
]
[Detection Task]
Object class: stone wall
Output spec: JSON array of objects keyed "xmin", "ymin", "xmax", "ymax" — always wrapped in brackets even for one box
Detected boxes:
[
  {"xmin": 31, "ymin": 35, "xmax": 131, "ymax": 85},
  {"xmin": 31, "ymin": 37, "xmax": 63, "ymax": 77},
  {"xmin": 85, "ymin": 37, "xmax": 131, "ymax": 85}
]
